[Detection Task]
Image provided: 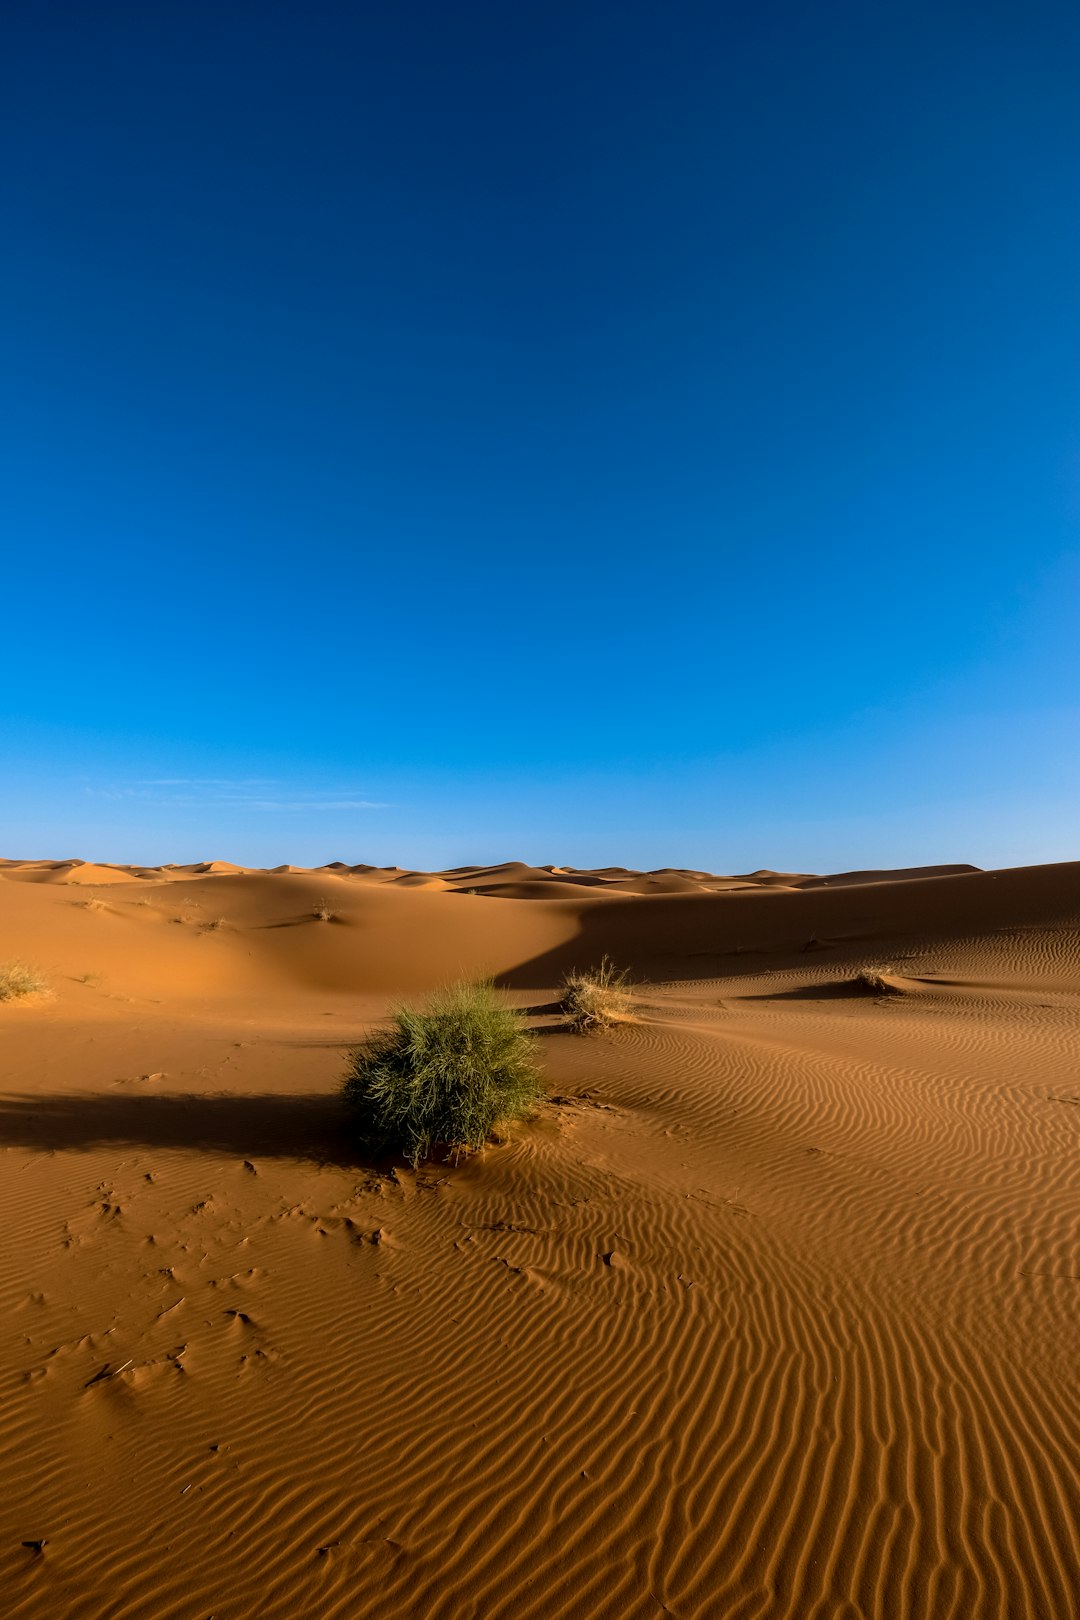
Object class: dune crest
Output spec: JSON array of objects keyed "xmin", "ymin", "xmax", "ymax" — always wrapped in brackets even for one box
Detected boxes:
[{"xmin": 0, "ymin": 855, "xmax": 984, "ymax": 894}]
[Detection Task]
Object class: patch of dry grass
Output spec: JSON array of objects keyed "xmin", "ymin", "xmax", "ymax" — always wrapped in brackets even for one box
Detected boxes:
[
  {"xmin": 854, "ymin": 965, "xmax": 900, "ymax": 994},
  {"xmin": 560, "ymin": 956, "xmax": 634, "ymax": 1032},
  {"xmin": 0, "ymin": 961, "xmax": 48, "ymax": 1001},
  {"xmin": 313, "ymin": 899, "xmax": 336, "ymax": 922}
]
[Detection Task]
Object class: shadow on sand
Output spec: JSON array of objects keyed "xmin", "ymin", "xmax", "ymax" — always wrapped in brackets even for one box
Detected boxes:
[
  {"xmin": 736, "ymin": 977, "xmax": 902, "ymax": 1002},
  {"xmin": 0, "ymin": 1090, "xmax": 380, "ymax": 1169}
]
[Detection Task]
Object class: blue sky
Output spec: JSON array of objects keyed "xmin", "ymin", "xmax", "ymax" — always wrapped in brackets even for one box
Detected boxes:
[{"xmin": 2, "ymin": 1, "xmax": 1078, "ymax": 871}]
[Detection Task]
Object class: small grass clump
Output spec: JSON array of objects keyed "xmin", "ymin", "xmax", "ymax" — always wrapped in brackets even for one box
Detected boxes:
[
  {"xmin": 0, "ymin": 961, "xmax": 48, "ymax": 1002},
  {"xmin": 561, "ymin": 956, "xmax": 634, "ymax": 1032},
  {"xmin": 312, "ymin": 899, "xmax": 336, "ymax": 922},
  {"xmin": 342, "ymin": 980, "xmax": 541, "ymax": 1166},
  {"xmin": 854, "ymin": 965, "xmax": 899, "ymax": 994}
]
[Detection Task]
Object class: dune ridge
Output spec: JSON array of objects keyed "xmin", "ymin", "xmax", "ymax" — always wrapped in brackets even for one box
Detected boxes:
[
  {"xmin": 1, "ymin": 856, "xmax": 1077, "ymax": 1617},
  {"xmin": 0, "ymin": 854, "xmax": 982, "ymax": 892}
]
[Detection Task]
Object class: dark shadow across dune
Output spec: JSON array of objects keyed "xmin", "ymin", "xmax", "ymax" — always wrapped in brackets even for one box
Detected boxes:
[
  {"xmin": 0, "ymin": 1091, "xmax": 379, "ymax": 1169},
  {"xmin": 493, "ymin": 862, "xmax": 1080, "ymax": 991}
]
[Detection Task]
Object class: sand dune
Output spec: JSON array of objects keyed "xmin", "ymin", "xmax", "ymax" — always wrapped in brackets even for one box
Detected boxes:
[{"xmin": 1, "ymin": 856, "xmax": 1077, "ymax": 1617}]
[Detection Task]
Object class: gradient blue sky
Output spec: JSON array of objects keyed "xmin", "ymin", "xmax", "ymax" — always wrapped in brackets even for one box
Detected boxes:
[{"xmin": 2, "ymin": 1, "xmax": 1078, "ymax": 871}]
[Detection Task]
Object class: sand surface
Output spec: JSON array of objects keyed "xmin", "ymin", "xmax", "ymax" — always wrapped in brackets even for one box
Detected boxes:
[{"xmin": 1, "ymin": 856, "xmax": 1077, "ymax": 1618}]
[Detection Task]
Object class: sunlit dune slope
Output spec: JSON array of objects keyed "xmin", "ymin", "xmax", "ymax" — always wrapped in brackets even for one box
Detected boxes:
[
  {"xmin": 0, "ymin": 856, "xmax": 1074, "ymax": 1000},
  {"xmin": 0, "ymin": 855, "xmax": 1077, "ymax": 1620}
]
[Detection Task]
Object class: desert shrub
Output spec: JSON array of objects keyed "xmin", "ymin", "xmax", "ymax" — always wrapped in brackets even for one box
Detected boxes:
[
  {"xmin": 342, "ymin": 981, "xmax": 541, "ymax": 1165},
  {"xmin": 0, "ymin": 961, "xmax": 48, "ymax": 1001},
  {"xmin": 854, "ymin": 965, "xmax": 899, "ymax": 994},
  {"xmin": 313, "ymin": 899, "xmax": 336, "ymax": 922},
  {"xmin": 560, "ymin": 956, "xmax": 633, "ymax": 1032}
]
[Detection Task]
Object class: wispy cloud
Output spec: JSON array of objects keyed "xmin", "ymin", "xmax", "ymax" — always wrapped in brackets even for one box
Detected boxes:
[
  {"xmin": 246, "ymin": 799, "xmax": 390, "ymax": 813},
  {"xmin": 83, "ymin": 779, "xmax": 392, "ymax": 812},
  {"xmin": 136, "ymin": 778, "xmax": 279, "ymax": 789}
]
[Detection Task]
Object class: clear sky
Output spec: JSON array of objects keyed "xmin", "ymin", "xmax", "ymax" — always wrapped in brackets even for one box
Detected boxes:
[{"xmin": 2, "ymin": 1, "xmax": 1078, "ymax": 872}]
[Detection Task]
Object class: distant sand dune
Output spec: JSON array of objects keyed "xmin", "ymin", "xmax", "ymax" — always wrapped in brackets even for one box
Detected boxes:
[{"xmin": 0, "ymin": 855, "xmax": 1077, "ymax": 1617}]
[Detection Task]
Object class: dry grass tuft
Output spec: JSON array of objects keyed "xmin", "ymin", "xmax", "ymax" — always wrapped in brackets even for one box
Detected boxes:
[
  {"xmin": 560, "ymin": 956, "xmax": 634, "ymax": 1032},
  {"xmin": 854, "ymin": 965, "xmax": 900, "ymax": 994},
  {"xmin": 79, "ymin": 896, "xmax": 108, "ymax": 912},
  {"xmin": 0, "ymin": 961, "xmax": 48, "ymax": 1002},
  {"xmin": 313, "ymin": 899, "xmax": 336, "ymax": 922}
]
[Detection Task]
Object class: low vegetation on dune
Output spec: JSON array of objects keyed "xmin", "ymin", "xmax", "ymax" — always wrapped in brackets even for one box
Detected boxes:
[
  {"xmin": 0, "ymin": 961, "xmax": 48, "ymax": 1001},
  {"xmin": 853, "ymin": 965, "xmax": 901, "ymax": 994},
  {"xmin": 342, "ymin": 980, "xmax": 541, "ymax": 1166},
  {"xmin": 561, "ymin": 956, "xmax": 634, "ymax": 1031}
]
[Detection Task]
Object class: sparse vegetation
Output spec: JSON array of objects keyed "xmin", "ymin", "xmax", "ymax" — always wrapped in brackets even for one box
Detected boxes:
[
  {"xmin": 79, "ymin": 896, "xmax": 108, "ymax": 912},
  {"xmin": 313, "ymin": 898, "xmax": 336, "ymax": 922},
  {"xmin": 342, "ymin": 980, "xmax": 541, "ymax": 1166},
  {"xmin": 0, "ymin": 961, "xmax": 48, "ymax": 1001},
  {"xmin": 561, "ymin": 956, "xmax": 634, "ymax": 1032},
  {"xmin": 202, "ymin": 917, "xmax": 227, "ymax": 932},
  {"xmin": 854, "ymin": 965, "xmax": 899, "ymax": 994}
]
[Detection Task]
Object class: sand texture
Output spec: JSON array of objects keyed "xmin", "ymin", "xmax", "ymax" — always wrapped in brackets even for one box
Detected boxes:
[{"xmin": 1, "ymin": 856, "xmax": 1078, "ymax": 1618}]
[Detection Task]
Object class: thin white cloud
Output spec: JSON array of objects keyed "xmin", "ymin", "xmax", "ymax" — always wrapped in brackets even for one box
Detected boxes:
[
  {"xmin": 246, "ymin": 799, "xmax": 391, "ymax": 812},
  {"xmin": 84, "ymin": 779, "xmax": 391, "ymax": 812},
  {"xmin": 136, "ymin": 778, "xmax": 280, "ymax": 788}
]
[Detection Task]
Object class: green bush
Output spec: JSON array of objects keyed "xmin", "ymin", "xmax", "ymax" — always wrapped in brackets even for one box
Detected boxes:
[{"xmin": 342, "ymin": 981, "xmax": 541, "ymax": 1166}]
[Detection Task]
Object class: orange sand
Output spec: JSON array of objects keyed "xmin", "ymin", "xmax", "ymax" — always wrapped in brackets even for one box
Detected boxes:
[{"xmin": 1, "ymin": 856, "xmax": 1077, "ymax": 1617}]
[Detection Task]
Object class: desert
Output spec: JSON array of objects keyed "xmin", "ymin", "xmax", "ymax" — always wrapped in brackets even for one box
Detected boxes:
[
  {"xmin": 7, "ymin": 8, "xmax": 1080, "ymax": 1613},
  {"xmin": 1, "ymin": 855, "xmax": 1077, "ymax": 1617}
]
